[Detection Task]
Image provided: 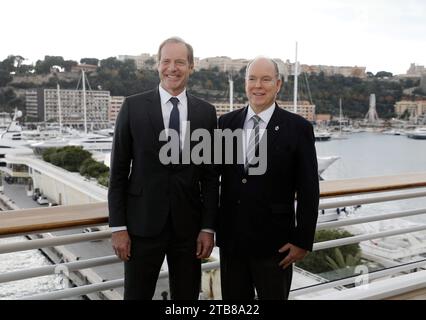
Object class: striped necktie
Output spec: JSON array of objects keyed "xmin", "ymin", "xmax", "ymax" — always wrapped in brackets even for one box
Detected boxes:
[{"xmin": 245, "ymin": 115, "xmax": 261, "ymax": 170}]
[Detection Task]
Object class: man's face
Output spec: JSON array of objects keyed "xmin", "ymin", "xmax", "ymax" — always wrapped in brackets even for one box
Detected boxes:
[
  {"xmin": 245, "ymin": 58, "xmax": 282, "ymax": 111},
  {"xmin": 158, "ymin": 42, "xmax": 193, "ymax": 96}
]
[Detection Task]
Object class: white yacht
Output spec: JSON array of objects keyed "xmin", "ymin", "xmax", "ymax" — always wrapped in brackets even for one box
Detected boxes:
[
  {"xmin": 0, "ymin": 110, "xmax": 32, "ymax": 154},
  {"xmin": 314, "ymin": 129, "xmax": 332, "ymax": 141},
  {"xmin": 406, "ymin": 127, "xmax": 426, "ymax": 140},
  {"xmin": 30, "ymin": 133, "xmax": 113, "ymax": 154},
  {"xmin": 317, "ymin": 156, "xmax": 339, "ymax": 175},
  {"xmin": 68, "ymin": 134, "xmax": 113, "ymax": 152}
]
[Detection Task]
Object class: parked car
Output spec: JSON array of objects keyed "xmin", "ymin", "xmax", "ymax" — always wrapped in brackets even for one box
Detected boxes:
[
  {"xmin": 32, "ymin": 190, "xmax": 41, "ymax": 201},
  {"xmin": 83, "ymin": 227, "xmax": 103, "ymax": 242},
  {"xmin": 83, "ymin": 227, "xmax": 102, "ymax": 233},
  {"xmin": 37, "ymin": 196, "xmax": 49, "ymax": 205}
]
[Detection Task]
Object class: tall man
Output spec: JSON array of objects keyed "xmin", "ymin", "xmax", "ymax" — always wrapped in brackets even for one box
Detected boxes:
[
  {"xmin": 217, "ymin": 57, "xmax": 319, "ymax": 300},
  {"xmin": 108, "ymin": 37, "xmax": 219, "ymax": 300}
]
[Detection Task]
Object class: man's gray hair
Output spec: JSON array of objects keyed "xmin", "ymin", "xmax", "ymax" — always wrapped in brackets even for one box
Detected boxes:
[
  {"xmin": 157, "ymin": 37, "xmax": 194, "ymax": 67},
  {"xmin": 246, "ymin": 57, "xmax": 280, "ymax": 79}
]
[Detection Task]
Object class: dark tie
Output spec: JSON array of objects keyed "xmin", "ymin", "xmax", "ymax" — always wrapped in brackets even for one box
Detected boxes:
[
  {"xmin": 245, "ymin": 115, "xmax": 261, "ymax": 170},
  {"xmin": 169, "ymin": 97, "xmax": 180, "ymax": 150}
]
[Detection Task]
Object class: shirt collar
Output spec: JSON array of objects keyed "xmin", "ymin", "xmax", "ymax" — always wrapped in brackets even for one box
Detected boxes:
[
  {"xmin": 246, "ymin": 103, "xmax": 276, "ymax": 124},
  {"xmin": 159, "ymin": 85, "xmax": 187, "ymax": 105}
]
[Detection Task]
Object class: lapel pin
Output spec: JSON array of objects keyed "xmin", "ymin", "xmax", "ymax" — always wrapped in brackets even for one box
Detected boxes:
[{"xmin": 275, "ymin": 126, "xmax": 279, "ymax": 131}]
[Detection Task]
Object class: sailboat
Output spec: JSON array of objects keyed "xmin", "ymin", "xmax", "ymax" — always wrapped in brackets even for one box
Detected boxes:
[
  {"xmin": 331, "ymin": 98, "xmax": 348, "ymax": 140},
  {"xmin": 290, "ymin": 42, "xmax": 339, "ymax": 174},
  {"xmin": 29, "ymin": 73, "xmax": 113, "ymax": 154},
  {"xmin": 0, "ymin": 109, "xmax": 33, "ymax": 153}
]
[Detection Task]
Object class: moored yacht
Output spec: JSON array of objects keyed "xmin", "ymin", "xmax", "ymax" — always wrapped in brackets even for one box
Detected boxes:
[{"xmin": 406, "ymin": 127, "xmax": 426, "ymax": 140}]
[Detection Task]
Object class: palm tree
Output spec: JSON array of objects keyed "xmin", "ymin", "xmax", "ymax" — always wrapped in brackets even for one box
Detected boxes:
[{"xmin": 325, "ymin": 248, "xmax": 362, "ymax": 278}]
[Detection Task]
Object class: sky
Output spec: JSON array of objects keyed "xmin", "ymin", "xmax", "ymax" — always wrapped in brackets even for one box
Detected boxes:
[{"xmin": 2, "ymin": 0, "xmax": 425, "ymax": 75}]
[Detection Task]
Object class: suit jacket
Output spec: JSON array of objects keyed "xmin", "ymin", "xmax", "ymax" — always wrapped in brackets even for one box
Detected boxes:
[
  {"xmin": 217, "ymin": 104, "xmax": 319, "ymax": 257},
  {"xmin": 108, "ymin": 88, "xmax": 219, "ymax": 238}
]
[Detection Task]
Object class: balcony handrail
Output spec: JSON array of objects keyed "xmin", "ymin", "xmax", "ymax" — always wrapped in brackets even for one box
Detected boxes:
[
  {"xmin": 0, "ymin": 255, "xmax": 120, "ymax": 283},
  {"xmin": 1, "ymin": 206, "xmax": 425, "ymax": 293},
  {"xmin": 319, "ymin": 171, "xmax": 426, "ymax": 197},
  {"xmin": 0, "ymin": 230, "xmax": 111, "ymax": 254},
  {"xmin": 1, "ymin": 204, "xmax": 425, "ymax": 255},
  {"xmin": 1, "ymin": 172, "xmax": 426, "ymax": 237},
  {"xmin": 21, "ymin": 260, "xmax": 221, "ymax": 300},
  {"xmin": 313, "ymin": 224, "xmax": 426, "ymax": 251},
  {"xmin": 17, "ymin": 255, "xmax": 426, "ymax": 300},
  {"xmin": 291, "ymin": 258, "xmax": 426, "ymax": 298},
  {"xmin": 319, "ymin": 189, "xmax": 426, "ymax": 210},
  {"xmin": 22, "ymin": 279, "xmax": 124, "ymax": 300},
  {"xmin": 316, "ymin": 208, "xmax": 426, "ymax": 231},
  {"xmin": 1, "ymin": 172, "xmax": 426, "ymax": 300},
  {"xmin": 0, "ymin": 202, "xmax": 107, "ymax": 237}
]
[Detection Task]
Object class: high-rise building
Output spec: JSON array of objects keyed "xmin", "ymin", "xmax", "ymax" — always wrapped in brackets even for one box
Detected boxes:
[
  {"xmin": 109, "ymin": 96, "xmax": 125, "ymax": 123},
  {"xmin": 25, "ymin": 88, "xmax": 110, "ymax": 128}
]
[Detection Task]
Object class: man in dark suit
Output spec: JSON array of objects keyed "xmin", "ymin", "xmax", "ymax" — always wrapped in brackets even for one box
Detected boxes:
[
  {"xmin": 108, "ymin": 37, "xmax": 219, "ymax": 300},
  {"xmin": 217, "ymin": 57, "xmax": 319, "ymax": 300}
]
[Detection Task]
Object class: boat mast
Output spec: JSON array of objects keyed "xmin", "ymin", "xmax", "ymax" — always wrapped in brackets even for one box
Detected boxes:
[
  {"xmin": 293, "ymin": 41, "xmax": 298, "ymax": 114},
  {"xmin": 82, "ymin": 69, "xmax": 87, "ymax": 135},
  {"xmin": 339, "ymin": 97, "xmax": 342, "ymax": 134},
  {"xmin": 229, "ymin": 73, "xmax": 234, "ymax": 112},
  {"xmin": 57, "ymin": 83, "xmax": 62, "ymax": 136}
]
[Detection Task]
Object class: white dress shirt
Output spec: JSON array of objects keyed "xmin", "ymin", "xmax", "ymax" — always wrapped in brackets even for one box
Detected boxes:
[
  {"xmin": 159, "ymin": 85, "xmax": 188, "ymax": 149},
  {"xmin": 243, "ymin": 103, "xmax": 276, "ymax": 161}
]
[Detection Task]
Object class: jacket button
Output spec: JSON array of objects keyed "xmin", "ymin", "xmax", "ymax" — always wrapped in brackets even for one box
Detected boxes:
[{"xmin": 242, "ymin": 178, "xmax": 247, "ymax": 184}]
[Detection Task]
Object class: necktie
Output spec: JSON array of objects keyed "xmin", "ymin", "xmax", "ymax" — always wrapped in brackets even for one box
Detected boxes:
[
  {"xmin": 168, "ymin": 97, "xmax": 180, "ymax": 151},
  {"xmin": 246, "ymin": 115, "xmax": 261, "ymax": 170}
]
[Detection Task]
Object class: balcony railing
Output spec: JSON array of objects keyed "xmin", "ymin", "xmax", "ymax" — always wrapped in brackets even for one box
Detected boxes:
[{"xmin": 1, "ymin": 172, "xmax": 426, "ymax": 300}]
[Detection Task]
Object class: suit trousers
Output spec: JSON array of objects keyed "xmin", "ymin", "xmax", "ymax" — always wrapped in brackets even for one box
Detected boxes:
[
  {"xmin": 124, "ymin": 219, "xmax": 201, "ymax": 300},
  {"xmin": 219, "ymin": 249, "xmax": 293, "ymax": 300}
]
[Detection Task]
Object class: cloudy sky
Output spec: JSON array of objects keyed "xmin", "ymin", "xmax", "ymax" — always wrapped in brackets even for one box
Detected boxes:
[{"xmin": 2, "ymin": 0, "xmax": 425, "ymax": 75}]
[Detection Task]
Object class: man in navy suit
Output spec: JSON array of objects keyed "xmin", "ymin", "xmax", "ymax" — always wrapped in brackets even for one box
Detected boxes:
[
  {"xmin": 108, "ymin": 37, "xmax": 219, "ymax": 299},
  {"xmin": 217, "ymin": 57, "xmax": 319, "ymax": 300}
]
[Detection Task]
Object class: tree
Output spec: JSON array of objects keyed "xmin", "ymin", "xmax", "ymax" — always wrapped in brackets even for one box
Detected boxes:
[
  {"xmin": 60, "ymin": 146, "xmax": 92, "ymax": 171},
  {"xmin": 42, "ymin": 146, "xmax": 91, "ymax": 172},
  {"xmin": 16, "ymin": 64, "xmax": 34, "ymax": 75},
  {"xmin": 63, "ymin": 60, "xmax": 78, "ymax": 72},
  {"xmin": 375, "ymin": 71, "xmax": 393, "ymax": 78},
  {"xmin": 35, "ymin": 56, "xmax": 65, "ymax": 74},
  {"xmin": 80, "ymin": 58, "xmax": 99, "ymax": 66},
  {"xmin": 143, "ymin": 58, "xmax": 156, "ymax": 69},
  {"xmin": 0, "ymin": 69, "xmax": 12, "ymax": 87},
  {"xmin": 1, "ymin": 56, "xmax": 16, "ymax": 73},
  {"xmin": 296, "ymin": 229, "xmax": 361, "ymax": 276},
  {"xmin": 42, "ymin": 148, "xmax": 57, "ymax": 162},
  {"xmin": 79, "ymin": 158, "xmax": 109, "ymax": 178},
  {"xmin": 324, "ymin": 248, "xmax": 362, "ymax": 278},
  {"xmin": 97, "ymin": 172, "xmax": 109, "ymax": 187}
]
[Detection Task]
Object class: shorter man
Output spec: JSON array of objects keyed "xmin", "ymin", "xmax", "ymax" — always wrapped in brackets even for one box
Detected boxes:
[{"xmin": 216, "ymin": 57, "xmax": 319, "ymax": 300}]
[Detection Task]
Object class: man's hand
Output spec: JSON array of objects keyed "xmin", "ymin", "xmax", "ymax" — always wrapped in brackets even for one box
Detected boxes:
[
  {"xmin": 196, "ymin": 231, "xmax": 214, "ymax": 259},
  {"xmin": 278, "ymin": 243, "xmax": 308, "ymax": 269},
  {"xmin": 111, "ymin": 230, "xmax": 131, "ymax": 261}
]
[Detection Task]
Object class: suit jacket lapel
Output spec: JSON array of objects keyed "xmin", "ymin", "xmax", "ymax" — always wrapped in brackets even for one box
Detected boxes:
[
  {"xmin": 234, "ymin": 107, "xmax": 248, "ymax": 176},
  {"xmin": 265, "ymin": 104, "xmax": 285, "ymax": 149},
  {"xmin": 186, "ymin": 94, "xmax": 196, "ymax": 149},
  {"xmin": 146, "ymin": 88, "xmax": 166, "ymax": 150}
]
